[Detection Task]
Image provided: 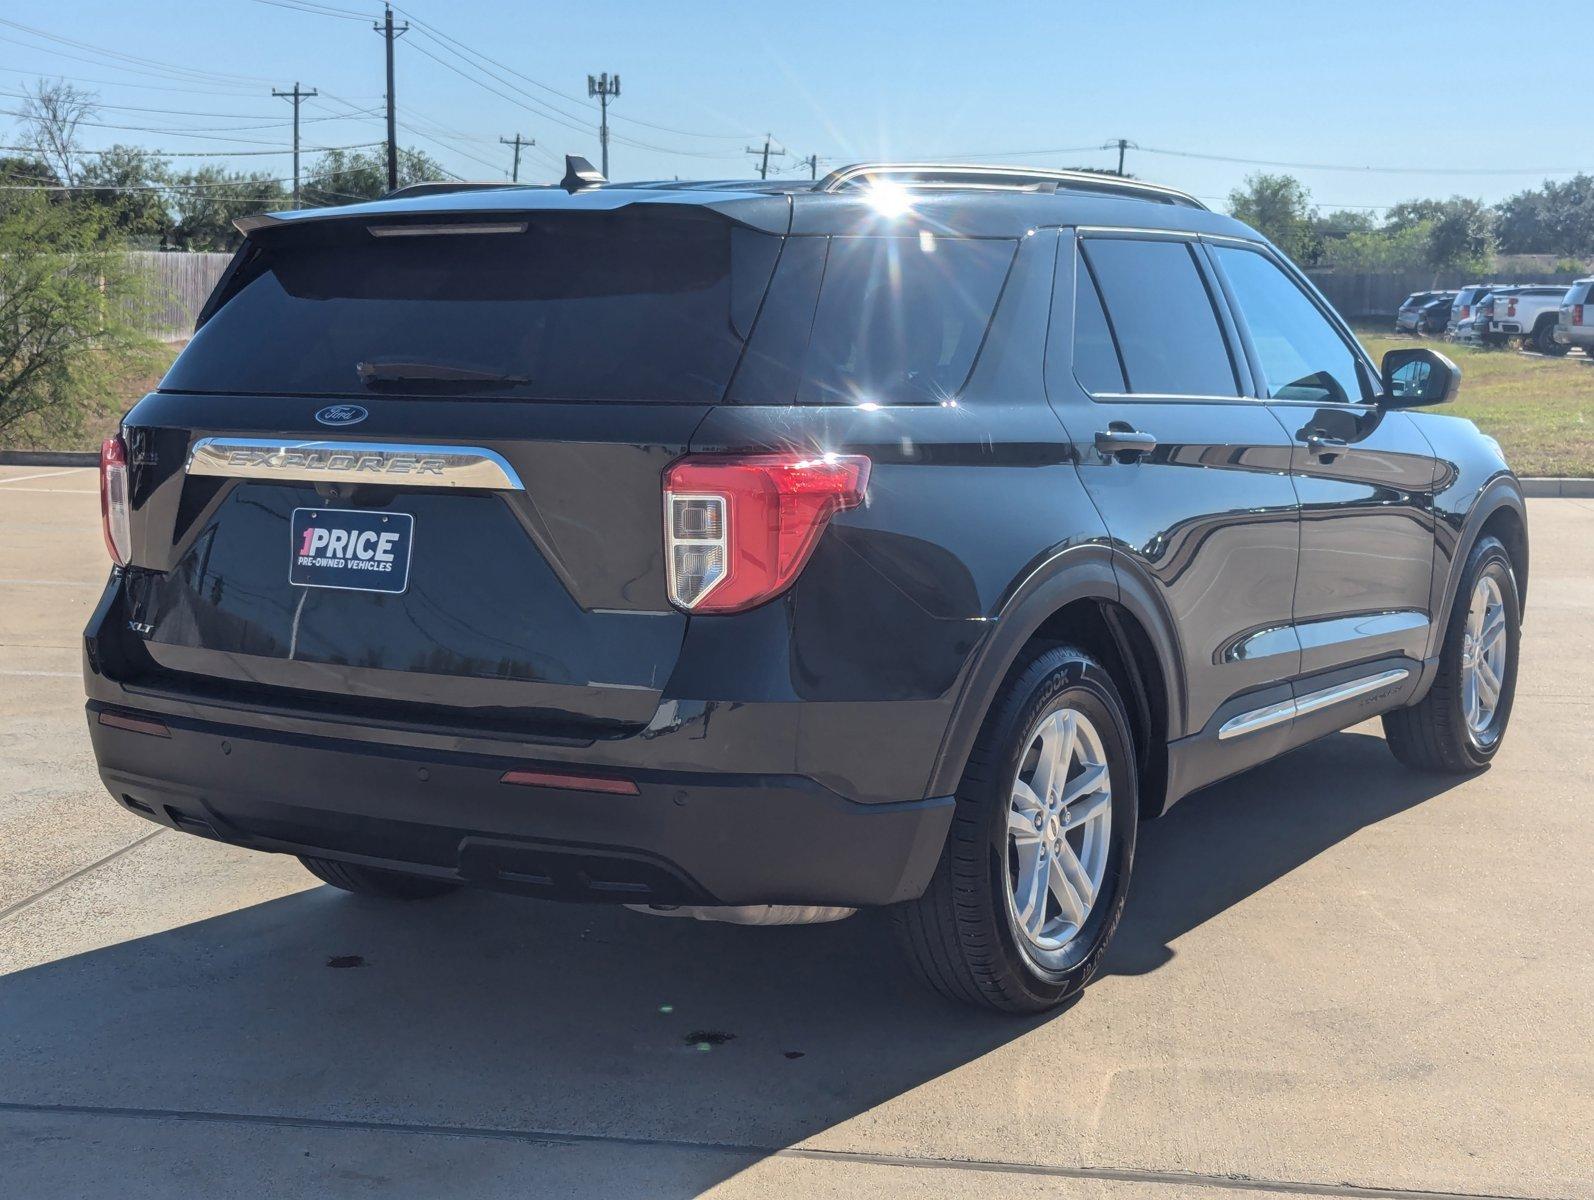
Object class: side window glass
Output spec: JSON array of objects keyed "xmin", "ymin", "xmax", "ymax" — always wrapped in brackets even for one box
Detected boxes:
[
  {"xmin": 1081, "ymin": 238, "xmax": 1239, "ymax": 397},
  {"xmin": 1213, "ymin": 245, "xmax": 1368, "ymax": 405},
  {"xmin": 1073, "ymin": 264, "xmax": 1126, "ymax": 394}
]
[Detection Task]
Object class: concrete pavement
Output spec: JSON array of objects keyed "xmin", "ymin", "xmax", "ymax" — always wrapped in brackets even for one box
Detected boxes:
[{"xmin": 1, "ymin": 467, "xmax": 1589, "ymax": 1199}]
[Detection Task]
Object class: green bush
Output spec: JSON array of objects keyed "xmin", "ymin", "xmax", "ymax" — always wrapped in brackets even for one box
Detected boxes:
[{"xmin": 0, "ymin": 194, "xmax": 160, "ymax": 444}]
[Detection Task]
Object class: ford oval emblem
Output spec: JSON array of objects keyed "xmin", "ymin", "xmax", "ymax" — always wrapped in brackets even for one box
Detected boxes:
[{"xmin": 315, "ymin": 404, "xmax": 368, "ymax": 427}]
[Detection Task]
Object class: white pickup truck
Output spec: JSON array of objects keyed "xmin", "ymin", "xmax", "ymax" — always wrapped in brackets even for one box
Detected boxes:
[{"xmin": 1484, "ymin": 285, "xmax": 1573, "ymax": 354}]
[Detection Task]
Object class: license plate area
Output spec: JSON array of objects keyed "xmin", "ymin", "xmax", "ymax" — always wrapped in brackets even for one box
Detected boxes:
[{"xmin": 290, "ymin": 507, "xmax": 413, "ymax": 594}]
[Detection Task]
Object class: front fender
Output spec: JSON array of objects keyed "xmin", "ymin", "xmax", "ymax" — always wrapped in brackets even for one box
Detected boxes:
[{"xmin": 1425, "ymin": 470, "xmax": 1529, "ymax": 663}]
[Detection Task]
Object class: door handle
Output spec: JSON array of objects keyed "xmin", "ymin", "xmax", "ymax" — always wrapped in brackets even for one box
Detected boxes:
[
  {"xmin": 1301, "ymin": 430, "xmax": 1349, "ymax": 458},
  {"xmin": 1094, "ymin": 426, "xmax": 1158, "ymax": 461}
]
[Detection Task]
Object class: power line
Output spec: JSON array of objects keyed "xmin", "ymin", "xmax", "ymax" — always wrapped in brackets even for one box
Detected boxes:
[
  {"xmin": 0, "ymin": 141, "xmax": 381, "ymax": 158},
  {"xmin": 0, "ymin": 17, "xmax": 272, "ymax": 87},
  {"xmin": 389, "ymin": 3, "xmax": 752, "ymax": 142},
  {"xmin": 1132, "ymin": 143, "xmax": 1585, "ymax": 178}
]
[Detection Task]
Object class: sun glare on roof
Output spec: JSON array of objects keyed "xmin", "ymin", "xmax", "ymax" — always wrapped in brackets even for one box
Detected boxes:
[{"xmin": 864, "ymin": 179, "xmax": 914, "ymax": 218}]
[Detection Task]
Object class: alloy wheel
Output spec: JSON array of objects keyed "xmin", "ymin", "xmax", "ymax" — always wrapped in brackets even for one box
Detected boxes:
[
  {"xmin": 1461, "ymin": 575, "xmax": 1508, "ymax": 746},
  {"xmin": 1002, "ymin": 706, "xmax": 1113, "ymax": 967}
]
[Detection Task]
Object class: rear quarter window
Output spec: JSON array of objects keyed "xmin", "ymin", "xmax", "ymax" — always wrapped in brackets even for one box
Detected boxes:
[{"xmin": 729, "ymin": 234, "xmax": 1017, "ymax": 405}]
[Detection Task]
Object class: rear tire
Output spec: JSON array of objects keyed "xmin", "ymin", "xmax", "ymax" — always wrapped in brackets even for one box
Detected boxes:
[
  {"xmin": 299, "ymin": 856, "xmax": 461, "ymax": 900},
  {"xmin": 1533, "ymin": 321, "xmax": 1569, "ymax": 356},
  {"xmin": 1383, "ymin": 535, "xmax": 1519, "ymax": 772},
  {"xmin": 892, "ymin": 645, "xmax": 1137, "ymax": 1013}
]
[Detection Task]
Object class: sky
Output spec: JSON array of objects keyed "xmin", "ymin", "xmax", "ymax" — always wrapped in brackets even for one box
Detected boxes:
[{"xmin": 1, "ymin": 0, "xmax": 1588, "ymax": 215}]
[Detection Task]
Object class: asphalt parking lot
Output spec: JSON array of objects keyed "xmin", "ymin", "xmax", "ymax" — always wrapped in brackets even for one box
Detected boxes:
[{"xmin": 1, "ymin": 466, "xmax": 1590, "ymax": 1200}]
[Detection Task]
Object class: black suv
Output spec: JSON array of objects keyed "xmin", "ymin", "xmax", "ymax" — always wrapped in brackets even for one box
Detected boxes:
[{"xmin": 86, "ymin": 162, "xmax": 1528, "ymax": 1013}]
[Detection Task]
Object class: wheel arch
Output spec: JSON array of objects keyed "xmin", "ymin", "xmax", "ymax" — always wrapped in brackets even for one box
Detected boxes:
[
  {"xmin": 927, "ymin": 545, "xmax": 1185, "ymax": 820},
  {"xmin": 1427, "ymin": 475, "xmax": 1530, "ymax": 662}
]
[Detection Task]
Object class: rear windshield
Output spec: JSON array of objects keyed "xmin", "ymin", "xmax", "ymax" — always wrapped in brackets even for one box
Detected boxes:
[{"xmin": 163, "ymin": 211, "xmax": 781, "ymax": 403}]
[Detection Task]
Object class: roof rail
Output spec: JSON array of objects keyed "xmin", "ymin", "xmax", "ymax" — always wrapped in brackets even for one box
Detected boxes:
[
  {"xmin": 381, "ymin": 180, "xmax": 520, "ymax": 200},
  {"xmin": 813, "ymin": 163, "xmax": 1207, "ymax": 210}
]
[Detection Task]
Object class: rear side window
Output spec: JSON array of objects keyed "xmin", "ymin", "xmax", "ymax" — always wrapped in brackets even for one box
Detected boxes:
[
  {"xmin": 1211, "ymin": 244, "xmax": 1368, "ymax": 405},
  {"xmin": 165, "ymin": 212, "xmax": 780, "ymax": 403},
  {"xmin": 795, "ymin": 236, "xmax": 1016, "ymax": 405},
  {"xmin": 1079, "ymin": 238, "xmax": 1239, "ymax": 397},
  {"xmin": 1072, "ymin": 265, "xmax": 1126, "ymax": 394}
]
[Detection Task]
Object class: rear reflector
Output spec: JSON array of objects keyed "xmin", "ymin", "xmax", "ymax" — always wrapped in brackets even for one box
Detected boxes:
[
  {"xmin": 99, "ymin": 435, "xmax": 131, "ymax": 566},
  {"xmin": 663, "ymin": 452, "xmax": 871, "ymax": 613},
  {"xmin": 500, "ymin": 768, "xmax": 639, "ymax": 796},
  {"xmin": 98, "ymin": 711, "xmax": 171, "ymax": 738}
]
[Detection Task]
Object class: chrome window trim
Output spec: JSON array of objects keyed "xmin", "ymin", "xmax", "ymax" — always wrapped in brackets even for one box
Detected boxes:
[
  {"xmin": 185, "ymin": 438, "xmax": 525, "ymax": 490},
  {"xmin": 1217, "ymin": 668, "xmax": 1411, "ymax": 740}
]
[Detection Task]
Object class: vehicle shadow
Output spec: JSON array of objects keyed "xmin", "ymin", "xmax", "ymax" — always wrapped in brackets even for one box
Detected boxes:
[{"xmin": 0, "ymin": 730, "xmax": 1467, "ymax": 1196}]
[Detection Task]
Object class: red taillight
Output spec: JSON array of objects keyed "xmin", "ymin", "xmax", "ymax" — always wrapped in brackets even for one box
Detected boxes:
[
  {"xmin": 1576, "ymin": 304, "xmax": 1585, "ymax": 326},
  {"xmin": 663, "ymin": 453, "xmax": 871, "ymax": 613},
  {"xmin": 500, "ymin": 768, "xmax": 638, "ymax": 795},
  {"xmin": 99, "ymin": 435, "xmax": 131, "ymax": 566},
  {"xmin": 1507, "ymin": 298, "xmax": 1517, "ymax": 317}
]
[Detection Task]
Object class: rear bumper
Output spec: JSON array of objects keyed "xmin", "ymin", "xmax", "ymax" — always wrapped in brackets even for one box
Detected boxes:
[{"xmin": 87, "ymin": 700, "xmax": 954, "ymax": 908}]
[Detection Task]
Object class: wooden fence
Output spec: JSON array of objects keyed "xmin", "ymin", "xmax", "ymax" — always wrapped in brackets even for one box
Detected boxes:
[
  {"xmin": 127, "ymin": 251, "xmax": 233, "ymax": 342},
  {"xmin": 1306, "ymin": 269, "xmax": 1584, "ymax": 322}
]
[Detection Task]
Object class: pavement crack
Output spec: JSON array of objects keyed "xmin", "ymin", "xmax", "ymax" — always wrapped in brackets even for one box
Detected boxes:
[
  {"xmin": 0, "ymin": 1100, "xmax": 1570, "ymax": 1200},
  {"xmin": 0, "ymin": 829, "xmax": 165, "ymax": 925}
]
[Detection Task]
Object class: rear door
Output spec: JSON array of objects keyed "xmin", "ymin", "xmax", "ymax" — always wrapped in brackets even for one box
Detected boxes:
[
  {"xmin": 113, "ymin": 204, "xmax": 787, "ymax": 737},
  {"xmin": 1206, "ymin": 239, "xmax": 1439, "ymax": 678},
  {"xmin": 1047, "ymin": 231, "xmax": 1301, "ymax": 754}
]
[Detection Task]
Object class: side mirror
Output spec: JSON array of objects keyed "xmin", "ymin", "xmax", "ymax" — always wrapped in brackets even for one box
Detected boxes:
[{"xmin": 1380, "ymin": 347, "xmax": 1461, "ymax": 408}]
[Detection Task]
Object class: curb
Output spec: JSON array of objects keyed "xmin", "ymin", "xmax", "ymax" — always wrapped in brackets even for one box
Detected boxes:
[
  {"xmin": 0, "ymin": 450, "xmax": 98, "ymax": 467},
  {"xmin": 1521, "ymin": 477, "xmax": 1594, "ymax": 498}
]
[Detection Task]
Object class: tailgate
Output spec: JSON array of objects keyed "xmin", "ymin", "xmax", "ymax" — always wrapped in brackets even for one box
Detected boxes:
[{"xmin": 115, "ymin": 401, "xmax": 707, "ymax": 734}]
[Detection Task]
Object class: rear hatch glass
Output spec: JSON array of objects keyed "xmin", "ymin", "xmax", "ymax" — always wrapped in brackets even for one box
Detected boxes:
[{"xmin": 163, "ymin": 210, "xmax": 782, "ymax": 404}]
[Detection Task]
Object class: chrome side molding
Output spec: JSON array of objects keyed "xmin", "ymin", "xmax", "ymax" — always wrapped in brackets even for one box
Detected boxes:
[
  {"xmin": 186, "ymin": 438, "xmax": 524, "ymax": 491},
  {"xmin": 1218, "ymin": 668, "xmax": 1411, "ymax": 741}
]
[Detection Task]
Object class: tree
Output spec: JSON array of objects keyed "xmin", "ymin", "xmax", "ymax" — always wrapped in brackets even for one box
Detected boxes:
[
  {"xmin": 1226, "ymin": 173, "xmax": 1318, "ymax": 263},
  {"xmin": 1317, "ymin": 220, "xmax": 1434, "ymax": 272},
  {"xmin": 1494, "ymin": 186, "xmax": 1551, "ymax": 255},
  {"xmin": 0, "ymin": 193, "xmax": 157, "ymax": 443},
  {"xmin": 1425, "ymin": 197, "xmax": 1495, "ymax": 274},
  {"xmin": 1383, "ymin": 198, "xmax": 1449, "ymax": 234},
  {"xmin": 1494, "ymin": 175, "xmax": 1594, "ymax": 257},
  {"xmin": 0, "ymin": 155, "xmax": 58, "ymax": 216},
  {"xmin": 302, "ymin": 146, "xmax": 448, "ymax": 207},
  {"xmin": 167, "ymin": 167, "xmax": 289, "ymax": 250},
  {"xmin": 18, "ymin": 78, "xmax": 97, "ymax": 188},
  {"xmin": 77, "ymin": 145, "xmax": 169, "ymax": 242}
]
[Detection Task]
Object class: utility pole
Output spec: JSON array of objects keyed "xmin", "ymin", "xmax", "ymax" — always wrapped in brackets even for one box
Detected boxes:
[
  {"xmin": 587, "ymin": 72, "xmax": 620, "ymax": 177},
  {"xmin": 800, "ymin": 153, "xmax": 817, "ymax": 181},
  {"xmin": 272, "ymin": 81, "xmax": 318, "ymax": 207},
  {"xmin": 499, "ymin": 133, "xmax": 534, "ymax": 183},
  {"xmin": 373, "ymin": 4, "xmax": 409, "ymax": 191},
  {"xmin": 745, "ymin": 134, "xmax": 777, "ymax": 180},
  {"xmin": 1111, "ymin": 138, "xmax": 1130, "ymax": 176}
]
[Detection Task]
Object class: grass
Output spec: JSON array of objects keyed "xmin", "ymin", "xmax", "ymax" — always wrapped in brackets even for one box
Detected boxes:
[
  {"xmin": 5, "ymin": 333, "xmax": 1592, "ymax": 477},
  {"xmin": 1355, "ymin": 328, "xmax": 1594, "ymax": 477}
]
